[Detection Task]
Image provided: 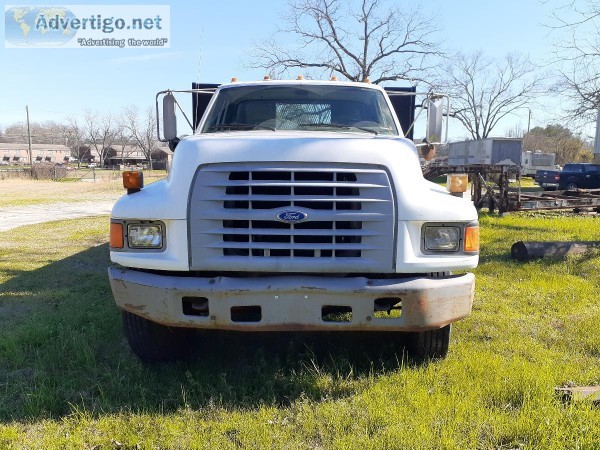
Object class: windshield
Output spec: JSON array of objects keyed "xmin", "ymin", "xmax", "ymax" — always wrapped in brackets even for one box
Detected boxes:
[{"xmin": 200, "ymin": 84, "xmax": 399, "ymax": 136}]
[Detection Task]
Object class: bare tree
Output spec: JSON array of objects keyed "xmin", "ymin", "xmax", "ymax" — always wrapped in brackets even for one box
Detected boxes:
[
  {"xmin": 61, "ymin": 118, "xmax": 87, "ymax": 166},
  {"xmin": 3, "ymin": 122, "xmax": 28, "ymax": 143},
  {"xmin": 436, "ymin": 51, "xmax": 545, "ymax": 140},
  {"xmin": 548, "ymin": 1, "xmax": 600, "ymax": 123},
  {"xmin": 121, "ymin": 106, "xmax": 158, "ymax": 167},
  {"xmin": 3, "ymin": 120, "xmax": 67, "ymax": 144},
  {"xmin": 82, "ymin": 111, "xmax": 118, "ymax": 167},
  {"xmin": 111, "ymin": 121, "xmax": 134, "ymax": 166},
  {"xmin": 250, "ymin": 0, "xmax": 442, "ymax": 84},
  {"xmin": 505, "ymin": 122, "xmax": 525, "ymax": 138}
]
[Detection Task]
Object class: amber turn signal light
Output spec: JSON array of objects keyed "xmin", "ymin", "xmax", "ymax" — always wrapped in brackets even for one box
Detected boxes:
[
  {"xmin": 447, "ymin": 174, "xmax": 468, "ymax": 193},
  {"xmin": 123, "ymin": 171, "xmax": 144, "ymax": 193},
  {"xmin": 110, "ymin": 222, "xmax": 124, "ymax": 249},
  {"xmin": 464, "ymin": 226, "xmax": 480, "ymax": 253}
]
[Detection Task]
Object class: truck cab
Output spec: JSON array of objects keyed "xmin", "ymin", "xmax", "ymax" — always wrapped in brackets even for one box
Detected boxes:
[{"xmin": 108, "ymin": 79, "xmax": 479, "ymax": 362}]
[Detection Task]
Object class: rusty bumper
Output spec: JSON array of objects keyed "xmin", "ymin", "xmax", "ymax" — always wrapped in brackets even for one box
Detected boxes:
[{"xmin": 108, "ymin": 267, "xmax": 475, "ymax": 332}]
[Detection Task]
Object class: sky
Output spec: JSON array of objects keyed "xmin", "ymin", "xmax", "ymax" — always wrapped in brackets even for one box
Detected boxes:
[{"xmin": 0, "ymin": 0, "xmax": 585, "ymax": 141}]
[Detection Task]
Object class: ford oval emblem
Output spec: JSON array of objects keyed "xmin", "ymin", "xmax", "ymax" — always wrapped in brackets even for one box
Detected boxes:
[{"xmin": 277, "ymin": 210, "xmax": 308, "ymax": 224}]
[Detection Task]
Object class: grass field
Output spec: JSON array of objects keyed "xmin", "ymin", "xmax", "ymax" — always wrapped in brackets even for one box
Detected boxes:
[
  {"xmin": 0, "ymin": 187, "xmax": 599, "ymax": 448},
  {"xmin": 0, "ymin": 179, "xmax": 123, "ymax": 208}
]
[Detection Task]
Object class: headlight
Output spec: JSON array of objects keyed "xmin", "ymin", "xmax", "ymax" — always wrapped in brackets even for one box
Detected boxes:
[
  {"xmin": 127, "ymin": 223, "xmax": 163, "ymax": 249},
  {"xmin": 424, "ymin": 226, "xmax": 460, "ymax": 252}
]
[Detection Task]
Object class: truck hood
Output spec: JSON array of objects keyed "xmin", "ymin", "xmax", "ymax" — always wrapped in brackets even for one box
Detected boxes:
[{"xmin": 112, "ymin": 132, "xmax": 477, "ymax": 222}]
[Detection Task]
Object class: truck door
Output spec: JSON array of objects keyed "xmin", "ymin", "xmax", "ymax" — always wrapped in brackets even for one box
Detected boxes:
[{"xmin": 583, "ymin": 165, "xmax": 600, "ymax": 188}]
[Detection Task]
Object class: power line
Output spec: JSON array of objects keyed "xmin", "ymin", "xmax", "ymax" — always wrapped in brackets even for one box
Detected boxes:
[
  {"xmin": 0, "ymin": 108, "xmax": 25, "ymax": 113},
  {"xmin": 35, "ymin": 109, "xmax": 84, "ymax": 117}
]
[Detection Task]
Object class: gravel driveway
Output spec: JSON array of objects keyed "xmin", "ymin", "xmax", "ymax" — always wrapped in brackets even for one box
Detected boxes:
[{"xmin": 0, "ymin": 201, "xmax": 116, "ymax": 232}]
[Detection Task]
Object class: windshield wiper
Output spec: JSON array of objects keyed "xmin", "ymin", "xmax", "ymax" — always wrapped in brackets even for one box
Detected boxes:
[
  {"xmin": 253, "ymin": 124, "xmax": 276, "ymax": 131},
  {"xmin": 206, "ymin": 124, "xmax": 252, "ymax": 132},
  {"xmin": 298, "ymin": 123, "xmax": 378, "ymax": 135},
  {"xmin": 205, "ymin": 123, "xmax": 276, "ymax": 132}
]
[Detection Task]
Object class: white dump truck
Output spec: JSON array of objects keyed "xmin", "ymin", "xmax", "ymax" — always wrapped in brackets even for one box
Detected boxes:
[{"xmin": 108, "ymin": 79, "xmax": 479, "ymax": 362}]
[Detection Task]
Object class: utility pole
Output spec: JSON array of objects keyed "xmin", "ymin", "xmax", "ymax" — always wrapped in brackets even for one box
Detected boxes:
[
  {"xmin": 594, "ymin": 108, "xmax": 600, "ymax": 164},
  {"xmin": 527, "ymin": 109, "xmax": 531, "ymax": 134},
  {"xmin": 26, "ymin": 105, "xmax": 32, "ymax": 175}
]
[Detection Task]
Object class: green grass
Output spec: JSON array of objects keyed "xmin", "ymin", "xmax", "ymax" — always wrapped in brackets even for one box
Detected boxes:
[
  {"xmin": 0, "ymin": 212, "xmax": 599, "ymax": 448},
  {"xmin": 509, "ymin": 177, "xmax": 538, "ymax": 188}
]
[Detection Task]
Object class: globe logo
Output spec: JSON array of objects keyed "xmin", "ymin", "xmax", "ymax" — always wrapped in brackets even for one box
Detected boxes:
[{"xmin": 5, "ymin": 6, "xmax": 77, "ymax": 46}]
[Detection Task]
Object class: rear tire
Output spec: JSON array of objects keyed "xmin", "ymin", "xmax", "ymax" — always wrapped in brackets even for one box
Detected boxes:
[
  {"xmin": 566, "ymin": 182, "xmax": 578, "ymax": 190},
  {"xmin": 122, "ymin": 310, "xmax": 192, "ymax": 363},
  {"xmin": 407, "ymin": 324, "xmax": 451, "ymax": 361}
]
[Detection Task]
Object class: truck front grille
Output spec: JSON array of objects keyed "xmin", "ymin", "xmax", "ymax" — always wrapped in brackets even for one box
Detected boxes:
[{"xmin": 189, "ymin": 163, "xmax": 395, "ymax": 272}]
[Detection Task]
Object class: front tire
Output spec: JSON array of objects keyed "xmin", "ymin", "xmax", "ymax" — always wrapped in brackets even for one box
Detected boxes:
[
  {"xmin": 407, "ymin": 325, "xmax": 451, "ymax": 361},
  {"xmin": 122, "ymin": 310, "xmax": 192, "ymax": 363}
]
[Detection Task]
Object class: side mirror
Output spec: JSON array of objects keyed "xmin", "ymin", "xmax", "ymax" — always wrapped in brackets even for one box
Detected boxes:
[
  {"xmin": 163, "ymin": 93, "xmax": 177, "ymax": 141},
  {"xmin": 426, "ymin": 96, "xmax": 444, "ymax": 144}
]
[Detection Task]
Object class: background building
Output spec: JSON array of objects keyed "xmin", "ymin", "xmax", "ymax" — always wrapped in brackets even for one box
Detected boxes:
[{"xmin": 0, "ymin": 143, "xmax": 70, "ymax": 165}]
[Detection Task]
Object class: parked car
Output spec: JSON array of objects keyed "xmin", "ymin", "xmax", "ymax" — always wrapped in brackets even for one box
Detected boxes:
[{"xmin": 557, "ymin": 163, "xmax": 600, "ymax": 190}]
